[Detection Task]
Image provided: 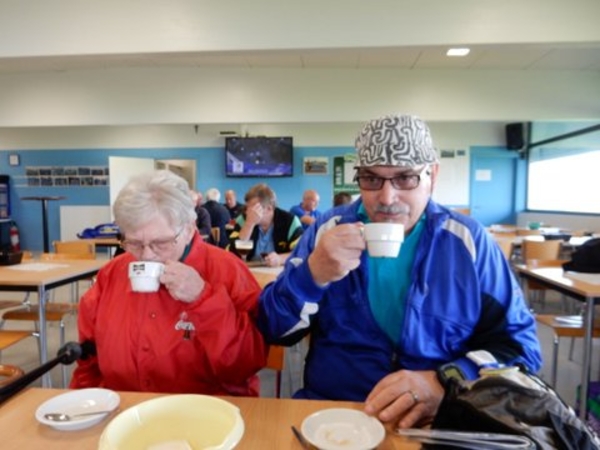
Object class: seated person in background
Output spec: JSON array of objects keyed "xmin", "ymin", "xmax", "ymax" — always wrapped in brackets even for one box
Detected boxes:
[
  {"xmin": 70, "ymin": 170, "xmax": 267, "ymax": 396},
  {"xmin": 224, "ymin": 189, "xmax": 244, "ymax": 221},
  {"xmin": 333, "ymin": 191, "xmax": 353, "ymax": 207},
  {"xmin": 230, "ymin": 183, "xmax": 303, "ymax": 267},
  {"xmin": 204, "ymin": 188, "xmax": 231, "ymax": 248},
  {"xmin": 290, "ymin": 189, "xmax": 322, "ymax": 229},
  {"xmin": 191, "ymin": 190, "xmax": 212, "ymax": 238},
  {"xmin": 257, "ymin": 114, "xmax": 541, "ymax": 428}
]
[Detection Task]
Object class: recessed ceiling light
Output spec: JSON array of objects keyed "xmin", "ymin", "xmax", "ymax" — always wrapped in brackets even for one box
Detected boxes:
[{"xmin": 446, "ymin": 48, "xmax": 470, "ymax": 57}]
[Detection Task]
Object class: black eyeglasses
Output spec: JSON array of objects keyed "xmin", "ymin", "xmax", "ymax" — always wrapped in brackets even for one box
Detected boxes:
[{"xmin": 354, "ymin": 167, "xmax": 430, "ymax": 191}]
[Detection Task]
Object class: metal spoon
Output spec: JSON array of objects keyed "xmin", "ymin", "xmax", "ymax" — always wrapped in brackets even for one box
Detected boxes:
[
  {"xmin": 44, "ymin": 410, "xmax": 113, "ymax": 422},
  {"xmin": 291, "ymin": 425, "xmax": 311, "ymax": 449}
]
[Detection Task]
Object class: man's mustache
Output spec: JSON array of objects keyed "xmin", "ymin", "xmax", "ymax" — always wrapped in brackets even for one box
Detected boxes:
[{"xmin": 374, "ymin": 205, "xmax": 409, "ymax": 215}]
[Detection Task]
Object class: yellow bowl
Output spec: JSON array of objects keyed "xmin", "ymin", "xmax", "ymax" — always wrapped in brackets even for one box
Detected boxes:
[{"xmin": 98, "ymin": 394, "xmax": 244, "ymax": 450}]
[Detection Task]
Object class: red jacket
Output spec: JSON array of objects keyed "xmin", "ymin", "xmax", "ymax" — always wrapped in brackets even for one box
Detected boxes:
[{"xmin": 70, "ymin": 233, "xmax": 267, "ymax": 396}]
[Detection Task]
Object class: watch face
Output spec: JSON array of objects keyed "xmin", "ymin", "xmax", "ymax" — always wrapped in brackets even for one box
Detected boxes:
[
  {"xmin": 445, "ymin": 366, "xmax": 463, "ymax": 380},
  {"xmin": 438, "ymin": 363, "xmax": 466, "ymax": 386}
]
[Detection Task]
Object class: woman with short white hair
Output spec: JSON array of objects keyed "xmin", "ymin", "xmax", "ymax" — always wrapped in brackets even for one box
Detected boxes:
[{"xmin": 70, "ymin": 170, "xmax": 267, "ymax": 396}]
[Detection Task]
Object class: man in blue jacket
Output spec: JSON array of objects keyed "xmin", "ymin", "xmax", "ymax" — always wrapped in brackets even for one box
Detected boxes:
[{"xmin": 258, "ymin": 114, "xmax": 541, "ymax": 429}]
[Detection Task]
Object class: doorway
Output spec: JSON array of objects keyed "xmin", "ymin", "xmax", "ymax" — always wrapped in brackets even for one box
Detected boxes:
[{"xmin": 109, "ymin": 156, "xmax": 197, "ymax": 219}]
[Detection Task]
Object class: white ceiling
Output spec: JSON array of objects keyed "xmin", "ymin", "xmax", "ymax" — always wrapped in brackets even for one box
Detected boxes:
[{"xmin": 1, "ymin": 43, "xmax": 600, "ymax": 73}]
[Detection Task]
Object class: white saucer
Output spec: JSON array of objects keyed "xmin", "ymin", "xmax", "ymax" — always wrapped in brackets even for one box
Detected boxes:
[
  {"xmin": 35, "ymin": 388, "xmax": 120, "ymax": 431},
  {"xmin": 301, "ymin": 408, "xmax": 385, "ymax": 450}
]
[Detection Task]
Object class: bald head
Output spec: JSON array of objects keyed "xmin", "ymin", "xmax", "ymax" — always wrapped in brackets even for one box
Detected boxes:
[{"xmin": 301, "ymin": 190, "xmax": 320, "ymax": 212}]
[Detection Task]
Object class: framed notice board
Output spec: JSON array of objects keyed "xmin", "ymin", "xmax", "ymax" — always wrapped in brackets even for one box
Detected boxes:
[{"xmin": 333, "ymin": 154, "xmax": 360, "ymax": 196}]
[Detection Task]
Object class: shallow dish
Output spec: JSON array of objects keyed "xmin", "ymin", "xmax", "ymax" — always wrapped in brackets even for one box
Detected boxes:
[
  {"xmin": 98, "ymin": 394, "xmax": 244, "ymax": 450},
  {"xmin": 35, "ymin": 388, "xmax": 120, "ymax": 431},
  {"xmin": 301, "ymin": 408, "xmax": 385, "ymax": 450}
]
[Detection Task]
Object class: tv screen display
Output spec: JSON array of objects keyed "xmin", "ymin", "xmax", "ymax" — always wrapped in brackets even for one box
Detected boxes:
[{"xmin": 225, "ymin": 137, "xmax": 293, "ymax": 177}]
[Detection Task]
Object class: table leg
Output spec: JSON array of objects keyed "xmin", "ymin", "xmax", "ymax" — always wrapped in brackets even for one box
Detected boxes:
[
  {"xmin": 580, "ymin": 298, "xmax": 594, "ymax": 420},
  {"xmin": 40, "ymin": 199, "xmax": 50, "ymax": 253},
  {"xmin": 37, "ymin": 285, "xmax": 51, "ymax": 388}
]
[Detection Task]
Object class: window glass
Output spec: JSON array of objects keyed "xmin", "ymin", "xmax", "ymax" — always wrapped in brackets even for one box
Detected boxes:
[{"xmin": 527, "ymin": 147, "xmax": 600, "ymax": 213}]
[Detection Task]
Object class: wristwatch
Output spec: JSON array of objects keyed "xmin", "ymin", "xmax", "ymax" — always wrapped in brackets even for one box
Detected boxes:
[{"xmin": 437, "ymin": 362, "xmax": 467, "ymax": 387}]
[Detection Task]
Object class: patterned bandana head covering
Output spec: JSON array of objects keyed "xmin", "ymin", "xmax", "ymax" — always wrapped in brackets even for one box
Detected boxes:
[{"xmin": 354, "ymin": 114, "xmax": 439, "ymax": 168}]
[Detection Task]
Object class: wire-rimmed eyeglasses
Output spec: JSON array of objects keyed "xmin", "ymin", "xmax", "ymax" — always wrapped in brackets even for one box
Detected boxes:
[
  {"xmin": 120, "ymin": 229, "xmax": 183, "ymax": 253},
  {"xmin": 354, "ymin": 166, "xmax": 430, "ymax": 191}
]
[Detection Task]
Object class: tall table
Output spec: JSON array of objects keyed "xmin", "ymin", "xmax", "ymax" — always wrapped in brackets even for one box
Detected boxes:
[
  {"xmin": 0, "ymin": 259, "xmax": 105, "ymax": 387},
  {"xmin": 515, "ymin": 266, "xmax": 600, "ymax": 420},
  {"xmin": 21, "ymin": 196, "xmax": 66, "ymax": 253},
  {"xmin": 0, "ymin": 388, "xmax": 421, "ymax": 449}
]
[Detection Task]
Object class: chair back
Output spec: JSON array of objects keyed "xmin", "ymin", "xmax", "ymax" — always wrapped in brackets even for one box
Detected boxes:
[
  {"xmin": 526, "ymin": 259, "xmax": 566, "ymax": 268},
  {"xmin": 52, "ymin": 240, "xmax": 96, "ymax": 258},
  {"xmin": 522, "ymin": 239, "xmax": 561, "ymax": 261},
  {"xmin": 210, "ymin": 227, "xmax": 220, "ymax": 245},
  {"xmin": 495, "ymin": 239, "xmax": 514, "ymax": 261},
  {"xmin": 0, "ymin": 364, "xmax": 24, "ymax": 387},
  {"xmin": 266, "ymin": 345, "xmax": 285, "ymax": 372},
  {"xmin": 41, "ymin": 252, "xmax": 95, "ymax": 261},
  {"xmin": 265, "ymin": 345, "xmax": 285, "ymax": 398}
]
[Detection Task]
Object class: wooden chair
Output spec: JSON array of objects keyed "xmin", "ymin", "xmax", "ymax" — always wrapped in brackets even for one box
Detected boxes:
[
  {"xmin": 521, "ymin": 240, "xmax": 562, "ymax": 311},
  {"xmin": 0, "ymin": 251, "xmax": 34, "ymax": 311},
  {"xmin": 0, "ymin": 330, "xmax": 33, "ymax": 357},
  {"xmin": 536, "ymin": 314, "xmax": 600, "ymax": 388},
  {"xmin": 265, "ymin": 345, "xmax": 285, "ymax": 398},
  {"xmin": 53, "ymin": 240, "xmax": 95, "ymax": 255},
  {"xmin": 210, "ymin": 227, "xmax": 220, "ymax": 246},
  {"xmin": 48, "ymin": 244, "xmax": 96, "ymax": 303},
  {"xmin": 0, "ymin": 330, "xmax": 32, "ymax": 387},
  {"xmin": 495, "ymin": 238, "xmax": 514, "ymax": 261},
  {"xmin": 0, "ymin": 364, "xmax": 24, "ymax": 387},
  {"xmin": 0, "ymin": 250, "xmax": 95, "ymax": 387}
]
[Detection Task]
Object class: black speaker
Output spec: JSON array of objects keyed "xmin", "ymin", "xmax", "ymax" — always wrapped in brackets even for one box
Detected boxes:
[{"xmin": 506, "ymin": 123, "xmax": 524, "ymax": 150}]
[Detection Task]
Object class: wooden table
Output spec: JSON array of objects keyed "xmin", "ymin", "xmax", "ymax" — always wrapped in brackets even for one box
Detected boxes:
[
  {"xmin": 0, "ymin": 388, "xmax": 421, "ymax": 449},
  {"xmin": 515, "ymin": 265, "xmax": 600, "ymax": 419},
  {"xmin": 0, "ymin": 259, "xmax": 105, "ymax": 387},
  {"xmin": 249, "ymin": 265, "xmax": 283, "ymax": 289}
]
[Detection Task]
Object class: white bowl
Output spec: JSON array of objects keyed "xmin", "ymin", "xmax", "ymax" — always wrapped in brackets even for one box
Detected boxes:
[
  {"xmin": 301, "ymin": 408, "xmax": 385, "ymax": 450},
  {"xmin": 35, "ymin": 388, "xmax": 120, "ymax": 431},
  {"xmin": 98, "ymin": 394, "xmax": 244, "ymax": 450}
]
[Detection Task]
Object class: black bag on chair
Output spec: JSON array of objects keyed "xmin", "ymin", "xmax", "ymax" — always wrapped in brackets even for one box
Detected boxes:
[
  {"xmin": 430, "ymin": 366, "xmax": 600, "ymax": 450},
  {"xmin": 563, "ymin": 238, "xmax": 600, "ymax": 273}
]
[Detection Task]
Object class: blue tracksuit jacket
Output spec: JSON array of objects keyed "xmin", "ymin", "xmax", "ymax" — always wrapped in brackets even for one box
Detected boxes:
[{"xmin": 257, "ymin": 199, "xmax": 542, "ymax": 401}]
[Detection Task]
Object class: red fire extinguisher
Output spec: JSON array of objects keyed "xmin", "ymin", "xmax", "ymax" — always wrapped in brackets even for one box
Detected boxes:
[{"xmin": 9, "ymin": 221, "xmax": 20, "ymax": 252}]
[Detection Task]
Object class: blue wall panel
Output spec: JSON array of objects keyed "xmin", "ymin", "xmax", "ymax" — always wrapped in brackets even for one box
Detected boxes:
[{"xmin": 1, "ymin": 146, "xmax": 352, "ymax": 251}]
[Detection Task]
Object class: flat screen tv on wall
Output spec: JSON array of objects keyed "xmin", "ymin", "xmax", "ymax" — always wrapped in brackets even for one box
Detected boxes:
[{"xmin": 225, "ymin": 136, "xmax": 293, "ymax": 177}]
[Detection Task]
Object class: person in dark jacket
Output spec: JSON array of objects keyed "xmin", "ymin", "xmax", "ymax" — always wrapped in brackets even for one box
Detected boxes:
[
  {"xmin": 204, "ymin": 188, "xmax": 231, "ymax": 248},
  {"xmin": 224, "ymin": 189, "xmax": 244, "ymax": 220},
  {"xmin": 191, "ymin": 190, "xmax": 212, "ymax": 238},
  {"xmin": 230, "ymin": 183, "xmax": 303, "ymax": 267}
]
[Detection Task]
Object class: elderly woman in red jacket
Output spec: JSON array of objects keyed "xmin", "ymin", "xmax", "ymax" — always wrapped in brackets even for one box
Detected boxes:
[{"xmin": 70, "ymin": 170, "xmax": 267, "ymax": 396}]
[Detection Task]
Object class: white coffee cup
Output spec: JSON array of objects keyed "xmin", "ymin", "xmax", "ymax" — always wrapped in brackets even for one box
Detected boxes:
[
  {"xmin": 363, "ymin": 223, "xmax": 404, "ymax": 258},
  {"xmin": 128, "ymin": 261, "xmax": 165, "ymax": 292}
]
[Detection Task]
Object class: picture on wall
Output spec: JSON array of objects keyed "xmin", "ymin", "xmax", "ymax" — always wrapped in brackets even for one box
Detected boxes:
[
  {"xmin": 16, "ymin": 165, "xmax": 110, "ymax": 187},
  {"xmin": 303, "ymin": 157, "xmax": 329, "ymax": 175}
]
